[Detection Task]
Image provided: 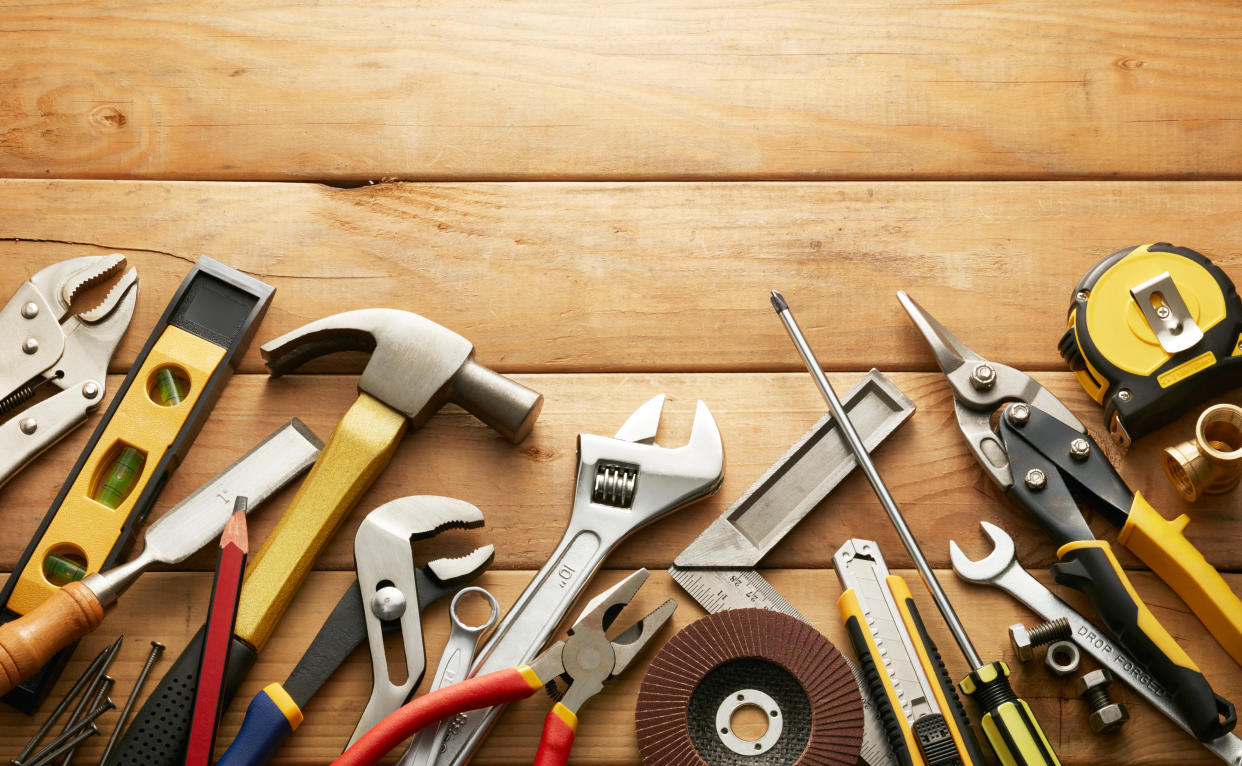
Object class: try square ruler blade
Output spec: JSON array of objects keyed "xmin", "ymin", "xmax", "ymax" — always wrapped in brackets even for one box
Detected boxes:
[
  {"xmin": 668, "ymin": 369, "xmax": 914, "ymax": 766},
  {"xmin": 669, "ymin": 368, "xmax": 915, "ymax": 613}
]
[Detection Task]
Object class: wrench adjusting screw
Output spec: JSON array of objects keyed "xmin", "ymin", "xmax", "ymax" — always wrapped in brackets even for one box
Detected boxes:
[
  {"xmin": 592, "ymin": 462, "xmax": 639, "ymax": 508},
  {"xmin": 1077, "ymin": 669, "xmax": 1129, "ymax": 735}
]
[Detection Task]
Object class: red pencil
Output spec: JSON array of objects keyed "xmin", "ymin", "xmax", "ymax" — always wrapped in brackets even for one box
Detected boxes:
[{"xmin": 185, "ymin": 496, "xmax": 250, "ymax": 766}]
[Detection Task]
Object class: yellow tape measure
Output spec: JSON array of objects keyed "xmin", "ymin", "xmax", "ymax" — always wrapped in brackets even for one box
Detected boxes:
[{"xmin": 1059, "ymin": 243, "xmax": 1242, "ymax": 447}]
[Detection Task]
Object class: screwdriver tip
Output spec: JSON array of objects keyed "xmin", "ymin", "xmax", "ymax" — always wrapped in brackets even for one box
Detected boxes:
[{"xmin": 770, "ymin": 290, "xmax": 788, "ymax": 313}]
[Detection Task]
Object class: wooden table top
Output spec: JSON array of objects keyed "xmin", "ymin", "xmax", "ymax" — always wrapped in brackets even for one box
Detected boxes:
[{"xmin": 1, "ymin": 3, "xmax": 1240, "ymax": 765}]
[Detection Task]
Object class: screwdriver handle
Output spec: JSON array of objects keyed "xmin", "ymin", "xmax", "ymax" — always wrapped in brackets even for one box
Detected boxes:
[
  {"xmin": 1053, "ymin": 539, "xmax": 1235, "ymax": 741},
  {"xmin": 959, "ymin": 662, "xmax": 1060, "ymax": 766},
  {"xmin": 0, "ymin": 581, "xmax": 103, "ymax": 696}
]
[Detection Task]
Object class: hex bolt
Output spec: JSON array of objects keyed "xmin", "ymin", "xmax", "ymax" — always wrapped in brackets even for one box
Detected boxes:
[
  {"xmin": 1077, "ymin": 669, "xmax": 1130, "ymax": 734},
  {"xmin": 1008, "ymin": 618, "xmax": 1071, "ymax": 662},
  {"xmin": 1069, "ymin": 438, "xmax": 1091, "ymax": 461},
  {"xmin": 1008, "ymin": 403, "xmax": 1031, "ymax": 425},
  {"xmin": 1044, "ymin": 640, "xmax": 1081, "ymax": 677},
  {"xmin": 969, "ymin": 363, "xmax": 996, "ymax": 391}
]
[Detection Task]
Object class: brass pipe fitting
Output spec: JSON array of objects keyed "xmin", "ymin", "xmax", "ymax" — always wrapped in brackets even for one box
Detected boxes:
[{"xmin": 1162, "ymin": 403, "xmax": 1242, "ymax": 501}]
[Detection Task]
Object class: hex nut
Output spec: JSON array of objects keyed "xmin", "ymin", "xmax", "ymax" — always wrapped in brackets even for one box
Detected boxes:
[
  {"xmin": 1075, "ymin": 668, "xmax": 1112, "ymax": 697},
  {"xmin": 1008, "ymin": 623, "xmax": 1034, "ymax": 662},
  {"xmin": 1044, "ymin": 640, "xmax": 1081, "ymax": 677},
  {"xmin": 1088, "ymin": 703, "xmax": 1130, "ymax": 734}
]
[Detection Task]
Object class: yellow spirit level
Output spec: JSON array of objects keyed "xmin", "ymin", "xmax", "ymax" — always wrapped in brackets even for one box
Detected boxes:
[
  {"xmin": 0, "ymin": 257, "xmax": 273, "ymax": 711},
  {"xmin": 1059, "ymin": 243, "xmax": 1242, "ymax": 447}
]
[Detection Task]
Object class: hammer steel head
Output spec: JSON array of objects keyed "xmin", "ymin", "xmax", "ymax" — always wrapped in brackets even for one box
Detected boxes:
[{"xmin": 261, "ymin": 308, "xmax": 542, "ymax": 442}]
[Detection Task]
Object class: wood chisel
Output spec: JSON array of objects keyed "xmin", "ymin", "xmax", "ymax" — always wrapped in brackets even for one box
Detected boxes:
[
  {"xmin": 1059, "ymin": 243, "xmax": 1242, "ymax": 446},
  {"xmin": 0, "ymin": 420, "xmax": 322, "ymax": 698},
  {"xmin": 0, "ymin": 257, "xmax": 274, "ymax": 712},
  {"xmin": 667, "ymin": 369, "xmax": 914, "ymax": 766},
  {"xmin": 835, "ymin": 539, "xmax": 986, "ymax": 766},
  {"xmin": 776, "ymin": 290, "xmax": 1062, "ymax": 766}
]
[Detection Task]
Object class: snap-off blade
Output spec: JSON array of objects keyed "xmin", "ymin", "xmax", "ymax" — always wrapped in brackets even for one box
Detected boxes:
[{"xmin": 635, "ymin": 609, "xmax": 863, "ymax": 766}]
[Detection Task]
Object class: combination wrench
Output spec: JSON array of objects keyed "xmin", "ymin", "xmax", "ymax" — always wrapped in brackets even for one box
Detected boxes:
[
  {"xmin": 399, "ymin": 587, "xmax": 500, "ymax": 766},
  {"xmin": 435, "ymin": 394, "xmax": 725, "ymax": 766},
  {"xmin": 950, "ymin": 520, "xmax": 1242, "ymax": 766}
]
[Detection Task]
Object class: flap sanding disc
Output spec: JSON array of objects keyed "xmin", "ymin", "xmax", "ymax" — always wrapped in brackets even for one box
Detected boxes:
[{"xmin": 635, "ymin": 608, "xmax": 863, "ymax": 766}]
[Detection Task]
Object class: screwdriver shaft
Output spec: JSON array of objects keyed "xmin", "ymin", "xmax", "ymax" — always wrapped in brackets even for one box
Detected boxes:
[{"xmin": 772, "ymin": 291, "xmax": 984, "ymax": 669}]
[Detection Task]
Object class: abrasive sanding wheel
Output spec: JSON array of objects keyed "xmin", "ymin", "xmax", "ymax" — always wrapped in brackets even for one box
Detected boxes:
[{"xmin": 635, "ymin": 608, "xmax": 863, "ymax": 766}]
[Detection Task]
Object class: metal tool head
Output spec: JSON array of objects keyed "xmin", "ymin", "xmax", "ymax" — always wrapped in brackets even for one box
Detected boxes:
[
  {"xmin": 897, "ymin": 290, "xmax": 1082, "ymax": 489},
  {"xmin": 948, "ymin": 521, "xmax": 1018, "ymax": 584},
  {"xmin": 575, "ymin": 396, "xmax": 724, "ymax": 529},
  {"xmin": 543, "ymin": 569, "xmax": 677, "ymax": 714},
  {"xmin": 349, "ymin": 495, "xmax": 490, "ymax": 748},
  {"xmin": 261, "ymin": 308, "xmax": 542, "ymax": 443},
  {"xmin": 30, "ymin": 254, "xmax": 133, "ymax": 321}
]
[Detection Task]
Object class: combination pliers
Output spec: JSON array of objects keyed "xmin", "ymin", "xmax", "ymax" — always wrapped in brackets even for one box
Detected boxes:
[
  {"xmin": 899, "ymin": 290, "xmax": 1240, "ymax": 742},
  {"xmin": 0, "ymin": 254, "xmax": 137, "ymax": 488}
]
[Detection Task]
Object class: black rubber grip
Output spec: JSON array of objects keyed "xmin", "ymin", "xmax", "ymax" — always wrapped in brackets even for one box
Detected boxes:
[
  {"xmin": 845, "ymin": 614, "xmax": 914, "ymax": 766},
  {"xmin": 912, "ymin": 714, "xmax": 962, "ymax": 766},
  {"xmin": 103, "ymin": 627, "xmax": 258, "ymax": 766},
  {"xmin": 1054, "ymin": 545, "xmax": 1236, "ymax": 741},
  {"xmin": 903, "ymin": 596, "xmax": 987, "ymax": 765}
]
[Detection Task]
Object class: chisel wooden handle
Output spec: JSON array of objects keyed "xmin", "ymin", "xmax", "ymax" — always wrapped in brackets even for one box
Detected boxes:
[{"xmin": 0, "ymin": 581, "xmax": 104, "ymax": 696}]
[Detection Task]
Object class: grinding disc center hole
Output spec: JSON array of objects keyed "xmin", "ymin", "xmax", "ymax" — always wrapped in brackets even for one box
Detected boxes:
[
  {"xmin": 730, "ymin": 703, "xmax": 771, "ymax": 741},
  {"xmin": 715, "ymin": 689, "xmax": 782, "ymax": 755}
]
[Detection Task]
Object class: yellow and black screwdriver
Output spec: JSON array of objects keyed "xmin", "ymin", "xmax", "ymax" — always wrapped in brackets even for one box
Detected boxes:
[{"xmin": 773, "ymin": 291, "xmax": 1060, "ymax": 766}]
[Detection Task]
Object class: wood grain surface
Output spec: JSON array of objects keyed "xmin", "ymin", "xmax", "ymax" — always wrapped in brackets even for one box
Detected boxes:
[
  {"xmin": 3, "ymin": 2, "xmax": 1242, "ymax": 762},
  {"xmin": 3, "ymin": 180, "xmax": 1242, "ymax": 374},
  {"xmin": 2, "ymin": 2, "xmax": 1242, "ymax": 182}
]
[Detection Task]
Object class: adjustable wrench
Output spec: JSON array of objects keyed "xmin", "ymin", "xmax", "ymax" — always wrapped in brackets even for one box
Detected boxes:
[
  {"xmin": 435, "ymin": 394, "xmax": 724, "ymax": 766},
  {"xmin": 949, "ymin": 521, "xmax": 1242, "ymax": 766}
]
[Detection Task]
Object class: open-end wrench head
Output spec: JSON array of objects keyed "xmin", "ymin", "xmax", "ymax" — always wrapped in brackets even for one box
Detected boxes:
[
  {"xmin": 261, "ymin": 308, "xmax": 542, "ymax": 442},
  {"xmin": 614, "ymin": 394, "xmax": 665, "ymax": 443},
  {"xmin": 948, "ymin": 521, "xmax": 1018, "ymax": 584}
]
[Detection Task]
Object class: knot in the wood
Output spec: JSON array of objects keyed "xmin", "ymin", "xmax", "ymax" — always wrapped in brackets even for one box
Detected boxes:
[
  {"xmin": 1115, "ymin": 57, "xmax": 1144, "ymax": 71},
  {"xmin": 89, "ymin": 105, "xmax": 128, "ymax": 131}
]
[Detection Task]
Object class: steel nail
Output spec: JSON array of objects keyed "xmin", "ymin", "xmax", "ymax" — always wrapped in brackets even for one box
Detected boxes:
[
  {"xmin": 24, "ymin": 725, "xmax": 98, "ymax": 766},
  {"xmin": 12, "ymin": 639, "xmax": 118, "ymax": 765},
  {"xmin": 98, "ymin": 641, "xmax": 163, "ymax": 766}
]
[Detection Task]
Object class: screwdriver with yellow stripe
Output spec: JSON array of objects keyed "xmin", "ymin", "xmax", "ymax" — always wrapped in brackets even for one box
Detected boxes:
[{"xmin": 772, "ymin": 291, "xmax": 1060, "ymax": 766}]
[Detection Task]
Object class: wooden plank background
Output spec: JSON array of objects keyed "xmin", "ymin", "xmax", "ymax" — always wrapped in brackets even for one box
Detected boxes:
[{"xmin": 2, "ymin": 2, "xmax": 1241, "ymax": 765}]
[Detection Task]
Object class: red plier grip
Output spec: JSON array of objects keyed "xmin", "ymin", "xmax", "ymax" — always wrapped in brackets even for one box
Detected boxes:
[{"xmin": 333, "ymin": 666, "xmax": 546, "ymax": 766}]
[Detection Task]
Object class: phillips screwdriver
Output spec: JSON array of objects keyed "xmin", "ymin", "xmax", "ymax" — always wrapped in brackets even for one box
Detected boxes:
[{"xmin": 772, "ymin": 291, "xmax": 1061, "ymax": 766}]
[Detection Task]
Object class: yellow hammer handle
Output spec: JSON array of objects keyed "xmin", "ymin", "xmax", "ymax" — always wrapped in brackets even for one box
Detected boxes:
[
  {"xmin": 234, "ymin": 393, "xmax": 408, "ymax": 652},
  {"xmin": 0, "ymin": 582, "xmax": 104, "ymax": 696},
  {"xmin": 1119, "ymin": 491, "xmax": 1242, "ymax": 666}
]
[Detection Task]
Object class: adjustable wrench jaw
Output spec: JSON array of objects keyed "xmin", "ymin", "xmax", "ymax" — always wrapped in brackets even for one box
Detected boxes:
[
  {"xmin": 349, "ymin": 496, "xmax": 491, "ymax": 748},
  {"xmin": 573, "ymin": 397, "xmax": 724, "ymax": 531}
]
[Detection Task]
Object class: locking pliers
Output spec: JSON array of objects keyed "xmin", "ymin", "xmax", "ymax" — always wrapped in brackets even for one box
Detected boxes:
[{"xmin": 0, "ymin": 255, "xmax": 138, "ymax": 487}]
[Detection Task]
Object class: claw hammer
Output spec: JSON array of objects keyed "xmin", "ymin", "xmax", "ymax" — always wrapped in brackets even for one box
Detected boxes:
[{"xmin": 103, "ymin": 308, "xmax": 542, "ymax": 766}]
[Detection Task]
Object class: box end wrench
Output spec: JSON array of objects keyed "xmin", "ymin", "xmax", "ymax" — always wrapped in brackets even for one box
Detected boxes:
[
  {"xmin": 434, "ymin": 394, "xmax": 724, "ymax": 766},
  {"xmin": 950, "ymin": 521, "xmax": 1242, "ymax": 766}
]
